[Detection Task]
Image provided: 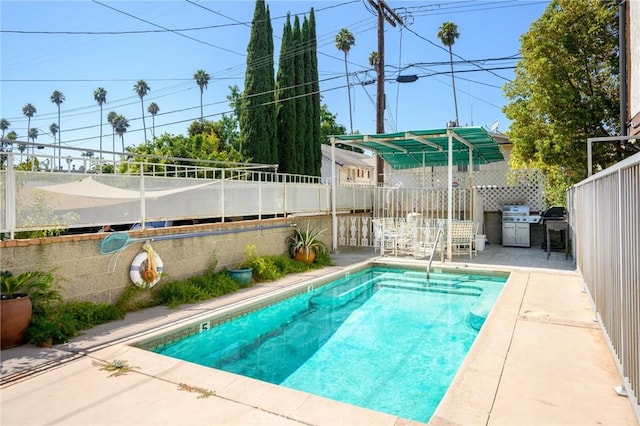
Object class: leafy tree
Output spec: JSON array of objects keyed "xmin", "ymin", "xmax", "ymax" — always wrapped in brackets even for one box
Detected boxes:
[
  {"xmin": 320, "ymin": 103, "xmax": 347, "ymax": 144},
  {"xmin": 93, "ymin": 87, "xmax": 107, "ymax": 163},
  {"xmin": 240, "ymin": 0, "xmax": 277, "ymax": 165},
  {"xmin": 147, "ymin": 102, "xmax": 159, "ymax": 141},
  {"xmin": 216, "ymin": 85, "xmax": 241, "ymax": 151},
  {"xmin": 437, "ymin": 22, "xmax": 460, "ymax": 126},
  {"xmin": 125, "ymin": 129, "xmax": 244, "ymax": 177},
  {"xmin": 194, "ymin": 69, "xmax": 210, "ymax": 123},
  {"xmin": 187, "ymin": 119, "xmax": 219, "ymax": 138},
  {"xmin": 335, "ymin": 28, "xmax": 355, "ymax": 134},
  {"xmin": 503, "ymin": 0, "xmax": 623, "ymax": 205},
  {"xmin": 319, "ymin": 103, "xmax": 361, "ymax": 154},
  {"xmin": 50, "ymin": 90, "xmax": 65, "ymax": 169},
  {"xmin": 133, "ymin": 80, "xmax": 150, "ymax": 143}
]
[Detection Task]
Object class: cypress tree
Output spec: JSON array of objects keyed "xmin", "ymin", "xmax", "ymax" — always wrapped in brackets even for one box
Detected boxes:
[
  {"xmin": 302, "ymin": 16, "xmax": 313, "ymax": 175},
  {"xmin": 292, "ymin": 16, "xmax": 307, "ymax": 175},
  {"xmin": 276, "ymin": 14, "xmax": 297, "ymax": 174},
  {"xmin": 240, "ymin": 0, "xmax": 277, "ymax": 165},
  {"xmin": 265, "ymin": 6, "xmax": 278, "ymax": 165},
  {"xmin": 308, "ymin": 9, "xmax": 321, "ymax": 176}
]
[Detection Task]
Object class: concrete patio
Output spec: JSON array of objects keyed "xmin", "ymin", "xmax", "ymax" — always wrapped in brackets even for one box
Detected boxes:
[{"xmin": 1, "ymin": 244, "xmax": 638, "ymax": 425}]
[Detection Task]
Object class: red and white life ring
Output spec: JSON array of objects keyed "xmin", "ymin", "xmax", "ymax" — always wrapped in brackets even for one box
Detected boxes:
[{"xmin": 129, "ymin": 250, "xmax": 164, "ymax": 288}]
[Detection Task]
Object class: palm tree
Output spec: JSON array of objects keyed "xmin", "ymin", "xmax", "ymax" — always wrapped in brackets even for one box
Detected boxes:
[
  {"xmin": 0, "ymin": 118, "xmax": 9, "ymax": 138},
  {"xmin": 114, "ymin": 114, "xmax": 129, "ymax": 153},
  {"xmin": 133, "ymin": 80, "xmax": 150, "ymax": 143},
  {"xmin": 93, "ymin": 87, "xmax": 107, "ymax": 166},
  {"xmin": 147, "ymin": 102, "xmax": 159, "ymax": 141},
  {"xmin": 107, "ymin": 111, "xmax": 118, "ymax": 164},
  {"xmin": 17, "ymin": 142, "xmax": 26, "ymax": 164},
  {"xmin": 49, "ymin": 123, "xmax": 59, "ymax": 170},
  {"xmin": 437, "ymin": 21, "xmax": 460, "ymax": 127},
  {"xmin": 335, "ymin": 28, "xmax": 355, "ymax": 134},
  {"xmin": 193, "ymin": 69, "xmax": 211, "ymax": 123},
  {"xmin": 0, "ymin": 119, "xmax": 11, "ymax": 166},
  {"xmin": 368, "ymin": 51, "xmax": 379, "ymax": 69},
  {"xmin": 50, "ymin": 90, "xmax": 65, "ymax": 170},
  {"xmin": 22, "ymin": 103, "xmax": 36, "ymax": 156},
  {"xmin": 28, "ymin": 128, "xmax": 38, "ymax": 170}
]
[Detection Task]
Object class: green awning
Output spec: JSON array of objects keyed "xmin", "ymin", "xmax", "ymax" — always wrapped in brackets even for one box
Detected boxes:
[{"xmin": 330, "ymin": 127, "xmax": 504, "ymax": 169}]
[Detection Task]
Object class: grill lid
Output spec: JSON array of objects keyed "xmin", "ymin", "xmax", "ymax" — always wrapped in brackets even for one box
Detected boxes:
[{"xmin": 542, "ymin": 206, "xmax": 565, "ymax": 220}]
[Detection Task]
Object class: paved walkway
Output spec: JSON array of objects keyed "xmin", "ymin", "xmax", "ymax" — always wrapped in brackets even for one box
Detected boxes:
[{"xmin": 1, "ymin": 245, "xmax": 638, "ymax": 425}]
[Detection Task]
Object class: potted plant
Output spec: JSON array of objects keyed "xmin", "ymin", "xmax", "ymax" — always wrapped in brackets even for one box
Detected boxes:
[
  {"xmin": 286, "ymin": 223, "xmax": 328, "ymax": 264},
  {"xmin": 1, "ymin": 270, "xmax": 60, "ymax": 349},
  {"xmin": 227, "ymin": 245, "xmax": 255, "ymax": 286}
]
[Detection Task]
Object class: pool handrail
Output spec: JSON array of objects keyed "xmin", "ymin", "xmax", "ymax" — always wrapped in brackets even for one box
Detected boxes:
[{"xmin": 426, "ymin": 228, "xmax": 444, "ymax": 282}]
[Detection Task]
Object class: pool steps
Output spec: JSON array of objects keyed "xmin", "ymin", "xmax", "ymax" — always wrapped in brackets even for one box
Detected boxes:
[{"xmin": 310, "ymin": 271, "xmax": 504, "ymax": 330}]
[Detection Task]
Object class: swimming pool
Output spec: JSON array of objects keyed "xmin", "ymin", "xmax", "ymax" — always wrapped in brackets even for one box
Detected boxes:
[{"xmin": 144, "ymin": 265, "xmax": 507, "ymax": 423}]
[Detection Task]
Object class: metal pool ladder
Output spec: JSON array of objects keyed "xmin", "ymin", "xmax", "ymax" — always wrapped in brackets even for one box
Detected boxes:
[{"xmin": 426, "ymin": 228, "xmax": 443, "ymax": 283}]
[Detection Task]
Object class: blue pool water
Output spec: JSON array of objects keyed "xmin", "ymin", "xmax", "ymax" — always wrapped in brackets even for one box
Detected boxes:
[{"xmin": 150, "ymin": 266, "xmax": 507, "ymax": 422}]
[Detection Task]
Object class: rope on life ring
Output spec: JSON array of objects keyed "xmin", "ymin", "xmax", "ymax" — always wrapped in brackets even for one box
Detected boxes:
[{"xmin": 129, "ymin": 242, "xmax": 164, "ymax": 288}]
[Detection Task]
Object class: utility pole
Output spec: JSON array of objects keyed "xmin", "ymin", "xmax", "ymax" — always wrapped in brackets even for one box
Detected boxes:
[{"xmin": 368, "ymin": 0, "xmax": 403, "ymax": 185}]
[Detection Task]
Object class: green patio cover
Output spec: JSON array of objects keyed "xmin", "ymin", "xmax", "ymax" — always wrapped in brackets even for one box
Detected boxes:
[{"xmin": 331, "ymin": 127, "xmax": 504, "ymax": 169}]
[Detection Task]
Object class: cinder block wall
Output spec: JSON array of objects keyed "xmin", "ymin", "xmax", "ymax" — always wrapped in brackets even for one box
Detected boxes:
[{"xmin": 0, "ymin": 216, "xmax": 333, "ymax": 304}]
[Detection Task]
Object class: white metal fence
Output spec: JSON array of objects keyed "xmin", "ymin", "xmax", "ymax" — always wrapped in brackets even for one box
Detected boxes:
[{"xmin": 568, "ymin": 151, "xmax": 640, "ymax": 417}]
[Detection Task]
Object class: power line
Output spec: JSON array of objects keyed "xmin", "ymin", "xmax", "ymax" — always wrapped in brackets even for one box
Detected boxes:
[{"xmin": 91, "ymin": 0, "xmax": 246, "ymax": 57}]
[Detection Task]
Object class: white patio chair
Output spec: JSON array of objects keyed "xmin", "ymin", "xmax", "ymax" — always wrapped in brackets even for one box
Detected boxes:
[{"xmin": 450, "ymin": 221, "xmax": 474, "ymax": 259}]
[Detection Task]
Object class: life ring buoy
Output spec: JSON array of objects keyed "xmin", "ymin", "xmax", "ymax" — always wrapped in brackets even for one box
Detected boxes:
[{"xmin": 130, "ymin": 250, "xmax": 164, "ymax": 288}]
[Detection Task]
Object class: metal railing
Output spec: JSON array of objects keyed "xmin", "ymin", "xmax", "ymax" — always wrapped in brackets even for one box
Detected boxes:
[
  {"xmin": 568, "ymin": 151, "xmax": 640, "ymax": 417},
  {"xmin": 0, "ymin": 146, "xmax": 366, "ymax": 236}
]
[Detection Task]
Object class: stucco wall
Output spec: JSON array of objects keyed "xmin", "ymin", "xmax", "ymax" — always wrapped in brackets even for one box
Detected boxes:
[{"xmin": 0, "ymin": 216, "xmax": 332, "ymax": 304}]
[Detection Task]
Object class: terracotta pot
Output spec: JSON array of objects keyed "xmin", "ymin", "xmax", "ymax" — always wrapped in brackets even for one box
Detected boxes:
[
  {"xmin": 1, "ymin": 295, "xmax": 33, "ymax": 349},
  {"xmin": 294, "ymin": 248, "xmax": 316, "ymax": 264}
]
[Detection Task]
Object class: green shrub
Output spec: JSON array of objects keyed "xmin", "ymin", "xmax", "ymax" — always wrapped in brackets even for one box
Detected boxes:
[
  {"xmin": 61, "ymin": 301, "xmax": 125, "ymax": 327},
  {"xmin": 26, "ymin": 301, "xmax": 125, "ymax": 346},
  {"xmin": 17, "ymin": 248, "xmax": 335, "ymax": 344},
  {"xmin": 249, "ymin": 255, "xmax": 285, "ymax": 281},
  {"xmin": 115, "ymin": 285, "xmax": 159, "ymax": 312},
  {"xmin": 153, "ymin": 281, "xmax": 209, "ymax": 308},
  {"xmin": 194, "ymin": 273, "xmax": 240, "ymax": 297}
]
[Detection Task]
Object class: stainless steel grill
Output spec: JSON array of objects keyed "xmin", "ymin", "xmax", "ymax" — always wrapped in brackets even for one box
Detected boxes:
[
  {"xmin": 502, "ymin": 205, "xmax": 540, "ymax": 247},
  {"xmin": 541, "ymin": 206, "xmax": 567, "ymax": 252}
]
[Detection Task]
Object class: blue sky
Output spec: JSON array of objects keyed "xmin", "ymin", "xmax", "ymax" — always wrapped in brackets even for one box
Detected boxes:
[{"xmin": 1, "ymin": 0, "xmax": 549, "ymax": 158}]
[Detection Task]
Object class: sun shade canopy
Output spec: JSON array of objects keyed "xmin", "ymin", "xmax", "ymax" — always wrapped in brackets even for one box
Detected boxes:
[{"xmin": 330, "ymin": 127, "xmax": 504, "ymax": 169}]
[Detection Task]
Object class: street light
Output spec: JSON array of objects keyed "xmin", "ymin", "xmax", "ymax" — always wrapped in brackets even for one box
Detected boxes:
[{"xmin": 396, "ymin": 74, "xmax": 418, "ymax": 83}]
